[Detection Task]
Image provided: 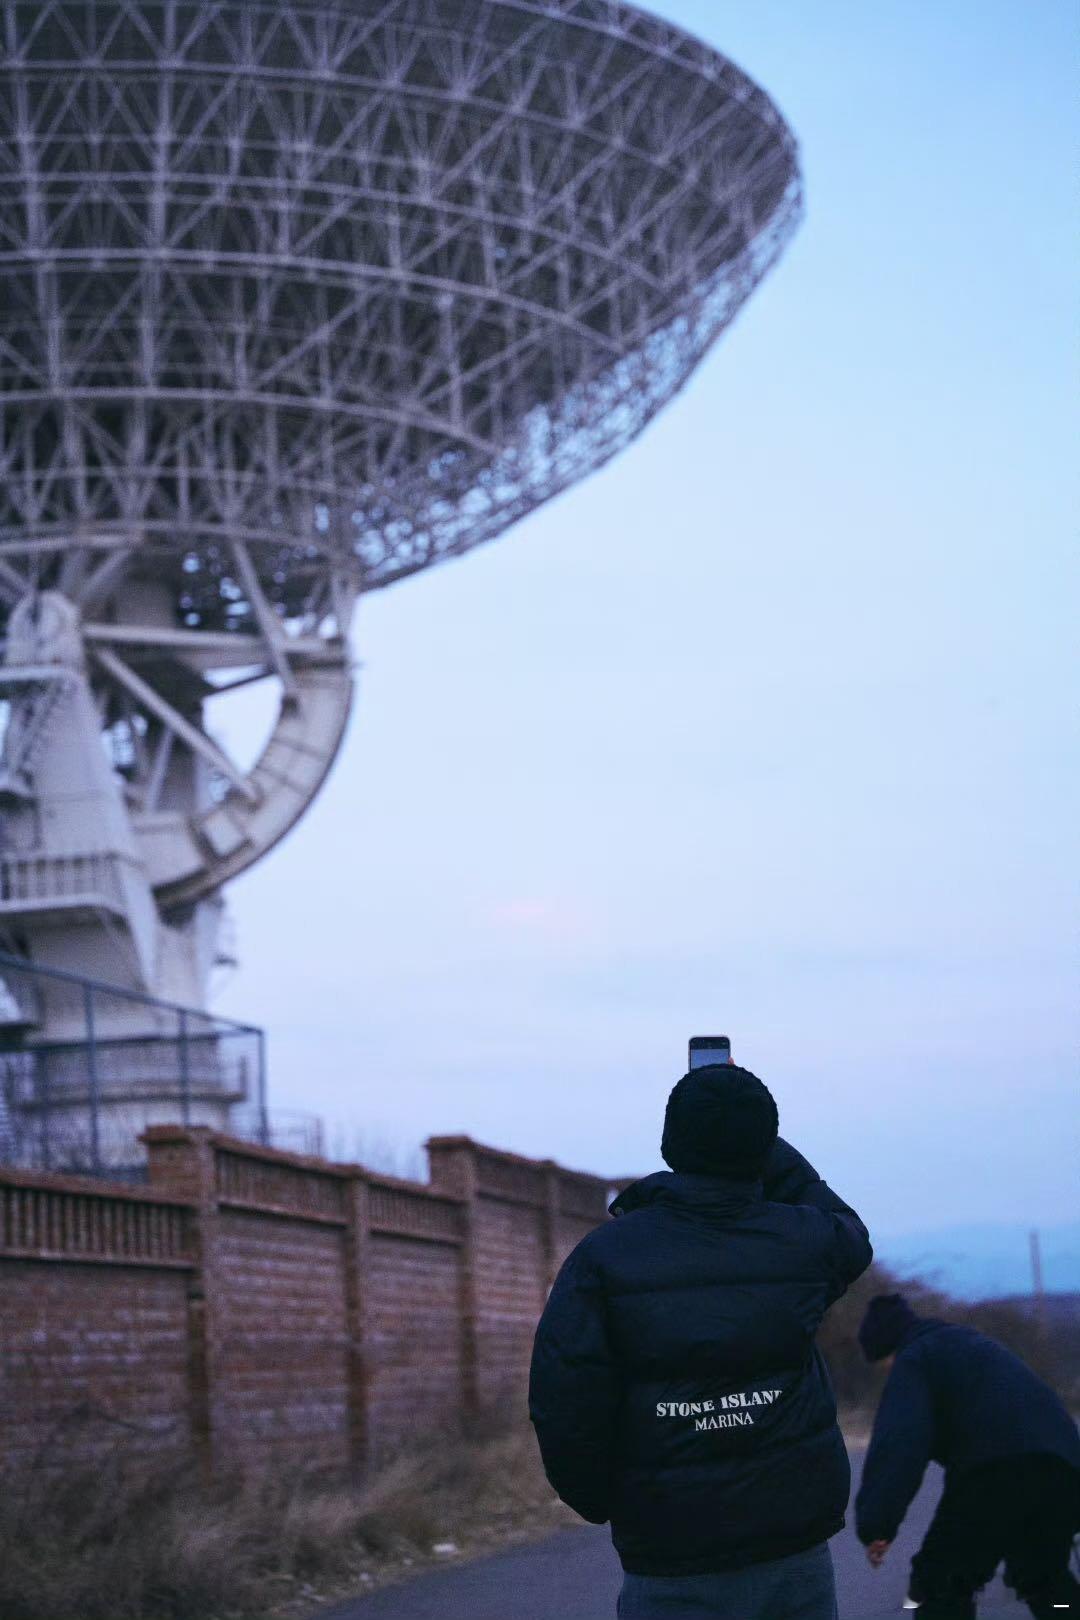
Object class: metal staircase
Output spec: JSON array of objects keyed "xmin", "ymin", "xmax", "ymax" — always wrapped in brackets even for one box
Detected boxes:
[{"xmin": 0, "ymin": 668, "xmax": 75, "ymax": 802}]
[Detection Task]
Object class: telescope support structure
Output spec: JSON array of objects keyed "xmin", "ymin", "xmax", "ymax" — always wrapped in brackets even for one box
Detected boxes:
[{"xmin": 0, "ymin": 551, "xmax": 356, "ymax": 1163}]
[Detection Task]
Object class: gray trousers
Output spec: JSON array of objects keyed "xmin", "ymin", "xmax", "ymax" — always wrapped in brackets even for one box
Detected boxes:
[{"xmin": 616, "ymin": 1540, "xmax": 838, "ymax": 1620}]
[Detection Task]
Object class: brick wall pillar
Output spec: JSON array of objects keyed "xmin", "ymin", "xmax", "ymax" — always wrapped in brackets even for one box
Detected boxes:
[
  {"xmin": 541, "ymin": 1162, "xmax": 561, "ymax": 1295},
  {"xmin": 342, "ymin": 1173, "xmax": 372, "ymax": 1473},
  {"xmin": 145, "ymin": 1126, "xmax": 220, "ymax": 1481},
  {"xmin": 427, "ymin": 1139, "xmax": 480, "ymax": 1426}
]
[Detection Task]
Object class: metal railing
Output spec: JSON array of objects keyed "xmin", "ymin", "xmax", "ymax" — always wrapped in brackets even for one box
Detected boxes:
[
  {"xmin": 0, "ymin": 851, "xmax": 130, "ymax": 912},
  {"xmin": 0, "ymin": 951, "xmax": 269, "ymax": 1177}
]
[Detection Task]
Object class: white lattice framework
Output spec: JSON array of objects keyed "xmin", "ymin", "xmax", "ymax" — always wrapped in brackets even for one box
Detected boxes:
[
  {"xmin": 0, "ymin": 0, "xmax": 800, "ymax": 1161},
  {"xmin": 0, "ymin": 0, "xmax": 801, "ymax": 625}
]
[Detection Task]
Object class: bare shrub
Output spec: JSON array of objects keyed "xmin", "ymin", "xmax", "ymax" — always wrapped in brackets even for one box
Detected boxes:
[{"xmin": 0, "ymin": 1426, "xmax": 566, "ymax": 1620}]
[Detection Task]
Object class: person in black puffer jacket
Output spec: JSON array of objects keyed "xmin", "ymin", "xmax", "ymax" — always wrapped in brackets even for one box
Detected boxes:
[
  {"xmin": 528, "ymin": 1063, "xmax": 873, "ymax": 1620},
  {"xmin": 855, "ymin": 1293, "xmax": 1080, "ymax": 1620}
]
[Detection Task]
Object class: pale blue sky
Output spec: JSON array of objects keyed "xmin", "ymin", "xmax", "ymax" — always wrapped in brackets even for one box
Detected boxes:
[{"xmin": 217, "ymin": 0, "xmax": 1078, "ymax": 1239}]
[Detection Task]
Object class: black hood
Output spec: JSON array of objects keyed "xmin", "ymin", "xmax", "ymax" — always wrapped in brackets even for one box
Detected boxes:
[
  {"xmin": 609, "ymin": 1169, "xmax": 764, "ymax": 1220},
  {"xmin": 897, "ymin": 1316, "xmax": 948, "ymax": 1351},
  {"xmin": 858, "ymin": 1292, "xmax": 948, "ymax": 1362}
]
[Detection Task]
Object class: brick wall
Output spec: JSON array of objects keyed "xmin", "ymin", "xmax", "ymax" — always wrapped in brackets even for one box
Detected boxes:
[
  {"xmin": 0, "ymin": 1130, "xmax": 613, "ymax": 1476},
  {"xmin": 0, "ymin": 1171, "xmax": 198, "ymax": 1473}
]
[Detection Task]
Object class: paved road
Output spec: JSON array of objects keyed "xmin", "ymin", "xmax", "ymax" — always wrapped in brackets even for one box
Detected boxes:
[{"xmin": 317, "ymin": 1453, "xmax": 1028, "ymax": 1620}]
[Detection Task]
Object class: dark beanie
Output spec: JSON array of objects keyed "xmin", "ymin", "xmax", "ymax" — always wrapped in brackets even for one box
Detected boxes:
[
  {"xmin": 858, "ymin": 1294, "xmax": 918, "ymax": 1362},
  {"xmin": 661, "ymin": 1064, "xmax": 778, "ymax": 1178}
]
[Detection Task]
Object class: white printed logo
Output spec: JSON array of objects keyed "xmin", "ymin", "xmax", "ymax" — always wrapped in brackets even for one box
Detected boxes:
[{"xmin": 655, "ymin": 1388, "xmax": 783, "ymax": 1431}]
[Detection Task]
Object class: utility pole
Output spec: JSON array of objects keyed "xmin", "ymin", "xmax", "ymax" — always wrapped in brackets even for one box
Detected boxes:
[{"xmin": 1029, "ymin": 1228, "xmax": 1048, "ymax": 1342}]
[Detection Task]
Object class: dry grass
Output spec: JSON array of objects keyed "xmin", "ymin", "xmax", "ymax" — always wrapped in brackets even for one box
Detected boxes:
[
  {"xmin": 1, "ymin": 1373, "xmax": 1039, "ymax": 1619},
  {"xmin": 0, "ymin": 1427, "xmax": 575, "ymax": 1620}
]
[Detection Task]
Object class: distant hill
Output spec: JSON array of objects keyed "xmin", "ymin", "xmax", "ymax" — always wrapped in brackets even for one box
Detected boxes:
[{"xmin": 873, "ymin": 1221, "xmax": 1080, "ymax": 1301}]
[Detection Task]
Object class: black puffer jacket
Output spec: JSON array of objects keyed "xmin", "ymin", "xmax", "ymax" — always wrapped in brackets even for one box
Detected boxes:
[{"xmin": 528, "ymin": 1139, "xmax": 872, "ymax": 1575}]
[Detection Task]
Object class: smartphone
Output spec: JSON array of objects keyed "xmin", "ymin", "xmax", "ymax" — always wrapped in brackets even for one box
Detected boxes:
[{"xmin": 688, "ymin": 1035, "xmax": 732, "ymax": 1070}]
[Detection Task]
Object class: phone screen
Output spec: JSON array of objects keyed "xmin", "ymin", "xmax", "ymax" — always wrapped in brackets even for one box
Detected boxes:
[{"xmin": 688, "ymin": 1036, "xmax": 732, "ymax": 1070}]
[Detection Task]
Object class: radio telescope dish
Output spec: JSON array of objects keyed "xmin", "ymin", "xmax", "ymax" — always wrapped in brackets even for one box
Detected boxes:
[{"xmin": 0, "ymin": 0, "xmax": 800, "ymax": 1164}]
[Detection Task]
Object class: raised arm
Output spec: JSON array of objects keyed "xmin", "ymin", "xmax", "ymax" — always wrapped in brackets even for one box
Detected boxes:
[
  {"xmin": 528, "ymin": 1241, "xmax": 618, "ymax": 1525},
  {"xmin": 762, "ymin": 1136, "xmax": 873, "ymax": 1297}
]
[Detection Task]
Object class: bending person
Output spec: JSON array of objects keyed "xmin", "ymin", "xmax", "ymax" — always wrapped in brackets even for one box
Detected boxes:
[{"xmin": 855, "ymin": 1292, "xmax": 1080, "ymax": 1619}]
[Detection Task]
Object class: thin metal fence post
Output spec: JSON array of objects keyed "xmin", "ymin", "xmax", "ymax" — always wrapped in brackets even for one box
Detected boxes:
[
  {"xmin": 257, "ymin": 1031, "xmax": 269, "ymax": 1146},
  {"xmin": 84, "ymin": 980, "xmax": 101, "ymax": 1173},
  {"xmin": 38, "ymin": 1045, "xmax": 51, "ymax": 1171},
  {"xmin": 179, "ymin": 1009, "xmax": 191, "ymax": 1126}
]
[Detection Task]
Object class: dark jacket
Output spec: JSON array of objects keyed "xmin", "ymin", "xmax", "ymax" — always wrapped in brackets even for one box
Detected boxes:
[
  {"xmin": 528, "ymin": 1138, "xmax": 873, "ymax": 1575},
  {"xmin": 855, "ymin": 1317, "xmax": 1080, "ymax": 1545}
]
